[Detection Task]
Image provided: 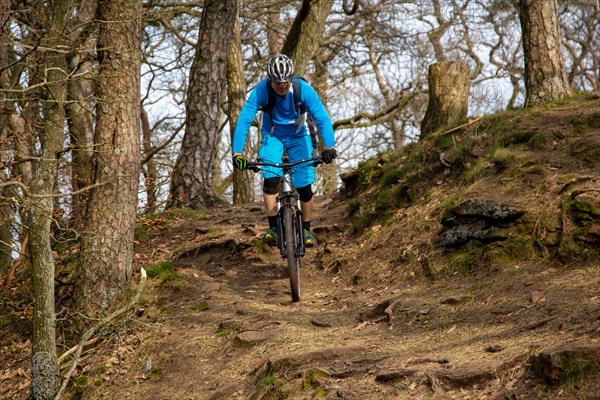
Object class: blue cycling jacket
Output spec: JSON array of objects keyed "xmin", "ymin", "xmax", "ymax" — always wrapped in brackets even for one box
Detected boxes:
[{"xmin": 232, "ymin": 78, "xmax": 335, "ymax": 154}]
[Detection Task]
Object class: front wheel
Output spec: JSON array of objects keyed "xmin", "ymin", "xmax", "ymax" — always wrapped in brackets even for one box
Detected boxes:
[{"xmin": 283, "ymin": 205, "xmax": 301, "ymax": 302}]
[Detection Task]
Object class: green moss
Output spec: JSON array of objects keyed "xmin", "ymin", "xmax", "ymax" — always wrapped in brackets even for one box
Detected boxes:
[
  {"xmin": 73, "ymin": 375, "xmax": 89, "ymax": 387},
  {"xmin": 502, "ymin": 234, "xmax": 536, "ymax": 261},
  {"xmin": 302, "ymin": 369, "xmax": 329, "ymax": 390}
]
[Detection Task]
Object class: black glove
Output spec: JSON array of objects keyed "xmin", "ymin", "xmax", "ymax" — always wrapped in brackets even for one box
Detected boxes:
[
  {"xmin": 232, "ymin": 154, "xmax": 247, "ymax": 171},
  {"xmin": 321, "ymin": 147, "xmax": 337, "ymax": 164}
]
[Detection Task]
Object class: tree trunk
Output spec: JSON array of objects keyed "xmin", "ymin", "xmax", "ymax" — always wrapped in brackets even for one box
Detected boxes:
[
  {"xmin": 281, "ymin": 0, "xmax": 336, "ymax": 194},
  {"xmin": 281, "ymin": 0, "xmax": 335, "ymax": 76},
  {"xmin": 29, "ymin": 0, "xmax": 74, "ymax": 396},
  {"xmin": 169, "ymin": 0, "xmax": 237, "ymax": 209},
  {"xmin": 420, "ymin": 61, "xmax": 470, "ymax": 140},
  {"xmin": 518, "ymin": 0, "xmax": 572, "ymax": 107},
  {"xmin": 227, "ymin": 6, "xmax": 254, "ymax": 204},
  {"xmin": 75, "ymin": 0, "xmax": 141, "ymax": 315},
  {"xmin": 141, "ymin": 106, "xmax": 158, "ymax": 213},
  {"xmin": 66, "ymin": 36, "xmax": 95, "ymax": 228},
  {"xmin": 0, "ymin": 0, "xmax": 13, "ymax": 273},
  {"xmin": 311, "ymin": 55, "xmax": 338, "ymax": 195}
]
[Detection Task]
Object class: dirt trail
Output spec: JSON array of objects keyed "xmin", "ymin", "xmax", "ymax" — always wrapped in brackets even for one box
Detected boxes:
[{"xmin": 94, "ymin": 194, "xmax": 599, "ymax": 400}]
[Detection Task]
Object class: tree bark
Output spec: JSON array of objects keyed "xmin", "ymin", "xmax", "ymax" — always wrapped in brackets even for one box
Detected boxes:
[
  {"xmin": 420, "ymin": 61, "xmax": 470, "ymax": 140},
  {"xmin": 169, "ymin": 0, "xmax": 237, "ymax": 209},
  {"xmin": 29, "ymin": 0, "xmax": 74, "ymax": 396},
  {"xmin": 518, "ymin": 0, "xmax": 572, "ymax": 107},
  {"xmin": 227, "ymin": 5, "xmax": 254, "ymax": 204},
  {"xmin": 281, "ymin": 0, "xmax": 335, "ymax": 76},
  {"xmin": 0, "ymin": 0, "xmax": 13, "ymax": 273},
  {"xmin": 66, "ymin": 35, "xmax": 95, "ymax": 228},
  {"xmin": 75, "ymin": 0, "xmax": 142, "ymax": 315},
  {"xmin": 281, "ymin": 0, "xmax": 336, "ymax": 194},
  {"xmin": 141, "ymin": 106, "xmax": 158, "ymax": 213},
  {"xmin": 311, "ymin": 54, "xmax": 337, "ymax": 195}
]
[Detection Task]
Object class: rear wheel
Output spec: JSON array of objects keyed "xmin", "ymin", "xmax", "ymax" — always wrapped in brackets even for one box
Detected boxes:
[{"xmin": 283, "ymin": 205, "xmax": 300, "ymax": 302}]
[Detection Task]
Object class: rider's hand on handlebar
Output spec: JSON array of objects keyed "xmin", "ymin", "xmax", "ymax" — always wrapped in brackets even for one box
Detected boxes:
[
  {"xmin": 232, "ymin": 154, "xmax": 247, "ymax": 171},
  {"xmin": 321, "ymin": 147, "xmax": 337, "ymax": 164}
]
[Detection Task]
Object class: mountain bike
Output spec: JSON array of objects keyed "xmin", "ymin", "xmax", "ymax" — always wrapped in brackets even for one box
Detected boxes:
[{"xmin": 247, "ymin": 155, "xmax": 322, "ymax": 302}]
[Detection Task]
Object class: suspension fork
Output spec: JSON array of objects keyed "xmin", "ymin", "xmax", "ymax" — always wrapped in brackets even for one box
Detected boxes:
[{"xmin": 276, "ymin": 171, "xmax": 305, "ymax": 257}]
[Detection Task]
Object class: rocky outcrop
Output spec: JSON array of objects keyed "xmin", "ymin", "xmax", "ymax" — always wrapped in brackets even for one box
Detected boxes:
[
  {"xmin": 440, "ymin": 199, "xmax": 525, "ymax": 248},
  {"xmin": 571, "ymin": 190, "xmax": 600, "ymax": 243}
]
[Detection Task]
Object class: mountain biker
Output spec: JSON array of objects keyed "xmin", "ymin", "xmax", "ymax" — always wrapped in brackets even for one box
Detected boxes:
[{"xmin": 231, "ymin": 54, "xmax": 337, "ymax": 246}]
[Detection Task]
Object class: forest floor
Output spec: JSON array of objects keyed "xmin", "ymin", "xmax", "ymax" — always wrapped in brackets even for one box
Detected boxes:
[{"xmin": 1, "ymin": 94, "xmax": 600, "ymax": 399}]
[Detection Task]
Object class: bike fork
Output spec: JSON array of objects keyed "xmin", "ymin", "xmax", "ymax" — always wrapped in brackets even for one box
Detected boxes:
[{"xmin": 276, "ymin": 195, "xmax": 305, "ymax": 258}]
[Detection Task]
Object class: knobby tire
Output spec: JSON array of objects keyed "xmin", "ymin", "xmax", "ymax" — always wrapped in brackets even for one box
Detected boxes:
[{"xmin": 283, "ymin": 205, "xmax": 301, "ymax": 302}]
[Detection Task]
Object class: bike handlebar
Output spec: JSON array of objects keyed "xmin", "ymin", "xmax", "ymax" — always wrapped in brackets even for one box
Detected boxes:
[{"xmin": 247, "ymin": 156, "xmax": 323, "ymax": 172}]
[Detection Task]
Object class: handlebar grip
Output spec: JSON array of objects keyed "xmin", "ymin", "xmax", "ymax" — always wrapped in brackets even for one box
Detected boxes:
[{"xmin": 247, "ymin": 164, "xmax": 260, "ymax": 172}]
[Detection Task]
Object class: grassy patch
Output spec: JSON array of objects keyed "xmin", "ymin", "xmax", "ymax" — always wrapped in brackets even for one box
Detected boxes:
[
  {"xmin": 256, "ymin": 370, "xmax": 283, "ymax": 397},
  {"xmin": 352, "ymin": 208, "xmax": 373, "ymax": 233},
  {"xmin": 254, "ymin": 240, "xmax": 271, "ymax": 254},
  {"xmin": 134, "ymin": 226, "xmax": 150, "ymax": 241},
  {"xmin": 490, "ymin": 147, "xmax": 517, "ymax": 169},
  {"xmin": 448, "ymin": 251, "xmax": 474, "ymax": 274},
  {"xmin": 0, "ymin": 315, "xmax": 12, "ymax": 330},
  {"xmin": 498, "ymin": 130, "xmax": 545, "ymax": 148},
  {"xmin": 463, "ymin": 158, "xmax": 494, "ymax": 182},
  {"xmin": 346, "ymin": 200, "xmax": 361, "ymax": 216},
  {"xmin": 137, "ymin": 208, "xmax": 207, "ymax": 229},
  {"xmin": 434, "ymin": 133, "xmax": 457, "ymax": 150},
  {"xmin": 145, "ymin": 261, "xmax": 181, "ymax": 282},
  {"xmin": 559, "ymin": 357, "xmax": 599, "ymax": 384}
]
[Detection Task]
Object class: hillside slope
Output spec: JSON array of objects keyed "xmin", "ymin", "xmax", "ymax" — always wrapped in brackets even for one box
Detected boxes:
[{"xmin": 1, "ymin": 94, "xmax": 599, "ymax": 399}]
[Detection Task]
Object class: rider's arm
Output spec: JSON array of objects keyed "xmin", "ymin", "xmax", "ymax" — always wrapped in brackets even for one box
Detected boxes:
[
  {"xmin": 300, "ymin": 80, "xmax": 336, "ymax": 149},
  {"xmin": 232, "ymin": 80, "xmax": 269, "ymax": 155}
]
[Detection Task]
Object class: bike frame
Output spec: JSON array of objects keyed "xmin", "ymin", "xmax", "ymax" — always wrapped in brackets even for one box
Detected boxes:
[
  {"xmin": 247, "ymin": 155, "xmax": 321, "ymax": 302},
  {"xmin": 248, "ymin": 156, "xmax": 321, "ymax": 258}
]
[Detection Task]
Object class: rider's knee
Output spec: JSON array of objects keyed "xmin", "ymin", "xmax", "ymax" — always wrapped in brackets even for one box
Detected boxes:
[
  {"xmin": 297, "ymin": 185, "xmax": 313, "ymax": 202},
  {"xmin": 263, "ymin": 177, "xmax": 281, "ymax": 195}
]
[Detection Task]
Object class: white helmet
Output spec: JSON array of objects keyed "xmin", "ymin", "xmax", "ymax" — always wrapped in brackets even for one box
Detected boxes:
[{"xmin": 267, "ymin": 54, "xmax": 294, "ymax": 82}]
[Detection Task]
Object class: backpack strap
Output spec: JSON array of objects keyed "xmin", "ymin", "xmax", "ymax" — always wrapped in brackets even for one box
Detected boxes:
[
  {"xmin": 260, "ymin": 77, "xmax": 320, "ymax": 154},
  {"xmin": 294, "ymin": 77, "xmax": 319, "ymax": 156},
  {"xmin": 259, "ymin": 81, "xmax": 277, "ymax": 135}
]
